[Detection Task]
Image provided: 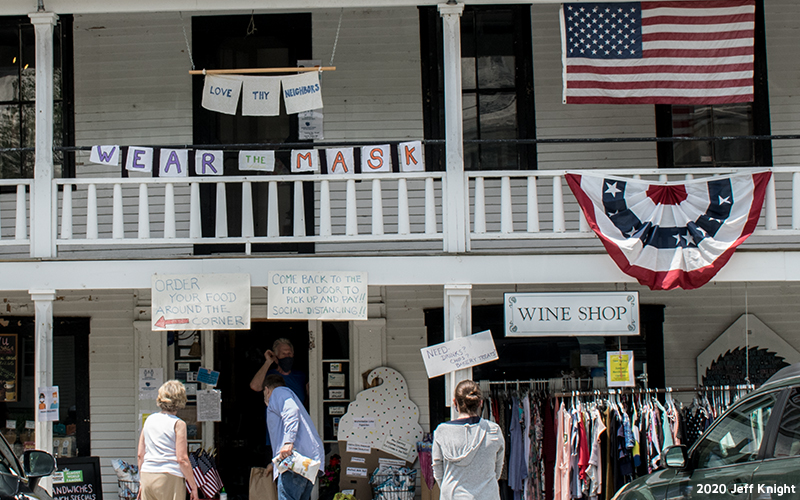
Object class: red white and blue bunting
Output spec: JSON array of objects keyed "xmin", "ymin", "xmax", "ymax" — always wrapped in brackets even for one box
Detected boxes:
[{"xmin": 566, "ymin": 171, "xmax": 772, "ymax": 290}]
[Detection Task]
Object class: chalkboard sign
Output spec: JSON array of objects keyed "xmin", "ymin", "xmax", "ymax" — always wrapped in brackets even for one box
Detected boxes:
[
  {"xmin": 53, "ymin": 457, "xmax": 103, "ymax": 500},
  {"xmin": 0, "ymin": 334, "xmax": 18, "ymax": 402}
]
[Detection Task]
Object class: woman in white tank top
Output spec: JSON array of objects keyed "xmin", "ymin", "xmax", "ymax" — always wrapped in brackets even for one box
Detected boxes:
[{"xmin": 137, "ymin": 381, "xmax": 199, "ymax": 500}]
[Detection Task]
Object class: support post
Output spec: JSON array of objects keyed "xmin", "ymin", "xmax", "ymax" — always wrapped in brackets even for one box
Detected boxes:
[
  {"xmin": 29, "ymin": 12, "xmax": 58, "ymax": 258},
  {"xmin": 438, "ymin": 3, "xmax": 468, "ymax": 253},
  {"xmin": 444, "ymin": 284, "xmax": 471, "ymax": 420},
  {"xmin": 30, "ymin": 289, "xmax": 55, "ymax": 494}
]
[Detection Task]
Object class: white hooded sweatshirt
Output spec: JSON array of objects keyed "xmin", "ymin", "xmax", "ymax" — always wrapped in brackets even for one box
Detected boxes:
[{"xmin": 432, "ymin": 417, "xmax": 505, "ymax": 500}]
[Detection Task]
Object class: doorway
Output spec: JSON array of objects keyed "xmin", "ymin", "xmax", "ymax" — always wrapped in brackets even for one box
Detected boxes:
[
  {"xmin": 213, "ymin": 321, "xmax": 309, "ymax": 500},
  {"xmin": 0, "ymin": 316, "xmax": 90, "ymax": 458}
]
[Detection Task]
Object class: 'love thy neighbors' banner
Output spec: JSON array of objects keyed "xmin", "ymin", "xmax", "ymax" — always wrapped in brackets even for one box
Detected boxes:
[
  {"xmin": 201, "ymin": 72, "xmax": 322, "ymax": 116},
  {"xmin": 420, "ymin": 330, "xmax": 498, "ymax": 378},
  {"xmin": 268, "ymin": 271, "xmax": 368, "ymax": 320}
]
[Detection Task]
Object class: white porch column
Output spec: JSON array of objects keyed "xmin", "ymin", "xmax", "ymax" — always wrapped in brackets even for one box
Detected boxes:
[
  {"xmin": 444, "ymin": 284, "xmax": 471, "ymax": 420},
  {"xmin": 30, "ymin": 289, "xmax": 55, "ymax": 492},
  {"xmin": 438, "ymin": 3, "xmax": 468, "ymax": 254},
  {"xmin": 28, "ymin": 12, "xmax": 58, "ymax": 259}
]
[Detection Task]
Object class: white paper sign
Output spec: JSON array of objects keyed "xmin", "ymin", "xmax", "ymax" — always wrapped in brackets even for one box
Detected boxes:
[
  {"xmin": 291, "ymin": 149, "xmax": 320, "ymax": 173},
  {"xmin": 126, "ymin": 147, "xmax": 153, "ymax": 173},
  {"xmin": 139, "ymin": 367, "xmax": 163, "ymax": 400},
  {"xmin": 326, "ymin": 148, "xmax": 355, "ymax": 175},
  {"xmin": 581, "ymin": 354, "xmax": 599, "ymax": 367},
  {"xmin": 152, "ymin": 273, "xmax": 251, "ymax": 330},
  {"xmin": 241, "ymin": 76, "xmax": 281, "ymax": 116},
  {"xmin": 202, "ymin": 75, "xmax": 243, "ymax": 115},
  {"xmin": 196, "ymin": 150, "xmax": 224, "ymax": 176},
  {"xmin": 398, "ymin": 141, "xmax": 424, "ymax": 172},
  {"xmin": 89, "ymin": 145, "xmax": 120, "ymax": 166},
  {"xmin": 5, "ymin": 420, "xmax": 14, "ymax": 429},
  {"xmin": 378, "ymin": 458, "xmax": 407, "ymax": 468},
  {"xmin": 239, "ymin": 150, "xmax": 275, "ymax": 172},
  {"xmin": 160, "ymin": 149, "xmax": 189, "ymax": 177},
  {"xmin": 282, "ymin": 71, "xmax": 323, "ymax": 114},
  {"xmin": 268, "ymin": 271, "xmax": 367, "ymax": 320},
  {"xmin": 353, "ymin": 418, "xmax": 375, "ymax": 429},
  {"xmin": 345, "ymin": 467, "xmax": 368, "ymax": 478},
  {"xmin": 380, "ymin": 435, "xmax": 412, "ymax": 461},
  {"xmin": 350, "ymin": 457, "xmax": 365, "ymax": 464},
  {"xmin": 37, "ymin": 386, "xmax": 59, "ymax": 422},
  {"xmin": 420, "ymin": 330, "xmax": 498, "ymax": 378},
  {"xmin": 298, "ymin": 110, "xmax": 324, "ymax": 140},
  {"xmin": 197, "ymin": 389, "xmax": 222, "ymax": 421},
  {"xmin": 345, "ymin": 442, "xmax": 371, "ymax": 454},
  {"xmin": 361, "ymin": 145, "xmax": 392, "ymax": 173}
]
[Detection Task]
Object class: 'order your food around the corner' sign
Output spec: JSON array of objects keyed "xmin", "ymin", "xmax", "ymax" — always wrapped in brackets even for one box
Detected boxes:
[{"xmin": 151, "ymin": 273, "xmax": 251, "ymax": 331}]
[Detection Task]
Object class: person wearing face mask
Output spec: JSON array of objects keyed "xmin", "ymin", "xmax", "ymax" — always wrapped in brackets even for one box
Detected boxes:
[{"xmin": 249, "ymin": 338, "xmax": 308, "ymax": 402}]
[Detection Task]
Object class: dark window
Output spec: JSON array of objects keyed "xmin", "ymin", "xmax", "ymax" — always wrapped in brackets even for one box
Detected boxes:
[
  {"xmin": 420, "ymin": 6, "xmax": 536, "ymax": 171},
  {"xmin": 656, "ymin": 0, "xmax": 770, "ymax": 167},
  {"xmin": 0, "ymin": 16, "xmax": 74, "ymax": 179},
  {"xmin": 192, "ymin": 14, "xmax": 313, "ymax": 254}
]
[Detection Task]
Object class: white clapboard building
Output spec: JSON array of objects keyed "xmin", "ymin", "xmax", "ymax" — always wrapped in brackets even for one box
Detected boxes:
[{"xmin": 1, "ymin": 0, "xmax": 800, "ymax": 497}]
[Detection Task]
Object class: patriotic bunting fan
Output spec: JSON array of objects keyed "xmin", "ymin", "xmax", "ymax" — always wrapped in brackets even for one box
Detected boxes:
[{"xmin": 566, "ymin": 171, "xmax": 771, "ymax": 290}]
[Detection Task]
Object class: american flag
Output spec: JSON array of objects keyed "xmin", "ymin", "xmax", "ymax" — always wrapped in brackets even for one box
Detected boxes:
[
  {"xmin": 566, "ymin": 170, "xmax": 770, "ymax": 290},
  {"xmin": 186, "ymin": 449, "xmax": 223, "ymax": 499},
  {"xmin": 561, "ymin": 0, "xmax": 755, "ymax": 104}
]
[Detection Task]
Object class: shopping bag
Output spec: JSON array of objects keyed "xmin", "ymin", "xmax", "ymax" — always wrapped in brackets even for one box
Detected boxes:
[
  {"xmin": 249, "ymin": 465, "xmax": 278, "ymax": 500},
  {"xmin": 272, "ymin": 451, "xmax": 321, "ymax": 483},
  {"xmin": 185, "ymin": 449, "xmax": 223, "ymax": 498}
]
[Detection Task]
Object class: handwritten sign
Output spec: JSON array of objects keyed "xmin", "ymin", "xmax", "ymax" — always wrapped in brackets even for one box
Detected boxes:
[
  {"xmin": 152, "ymin": 274, "xmax": 251, "ymax": 331},
  {"xmin": 268, "ymin": 271, "xmax": 367, "ymax": 320},
  {"xmin": 0, "ymin": 334, "xmax": 17, "ymax": 402},
  {"xmin": 607, "ymin": 351, "xmax": 635, "ymax": 387},
  {"xmin": 420, "ymin": 330, "xmax": 498, "ymax": 378},
  {"xmin": 197, "ymin": 367, "xmax": 220, "ymax": 386}
]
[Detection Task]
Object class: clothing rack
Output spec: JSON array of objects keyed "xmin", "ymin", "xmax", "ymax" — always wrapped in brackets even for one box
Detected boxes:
[{"xmin": 551, "ymin": 384, "xmax": 755, "ymax": 398}]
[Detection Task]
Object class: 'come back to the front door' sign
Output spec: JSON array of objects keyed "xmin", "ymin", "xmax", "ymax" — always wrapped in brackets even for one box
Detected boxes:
[{"xmin": 151, "ymin": 273, "xmax": 251, "ymax": 331}]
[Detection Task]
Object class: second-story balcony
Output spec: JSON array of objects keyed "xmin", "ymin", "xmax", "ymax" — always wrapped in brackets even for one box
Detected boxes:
[{"xmin": 0, "ymin": 161, "xmax": 794, "ymax": 260}]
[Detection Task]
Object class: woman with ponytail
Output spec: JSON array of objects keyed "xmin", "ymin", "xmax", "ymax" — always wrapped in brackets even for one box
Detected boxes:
[{"xmin": 432, "ymin": 380, "xmax": 505, "ymax": 500}]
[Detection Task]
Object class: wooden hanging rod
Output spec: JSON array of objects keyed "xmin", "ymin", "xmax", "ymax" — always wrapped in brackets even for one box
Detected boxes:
[{"xmin": 189, "ymin": 66, "xmax": 336, "ymax": 75}]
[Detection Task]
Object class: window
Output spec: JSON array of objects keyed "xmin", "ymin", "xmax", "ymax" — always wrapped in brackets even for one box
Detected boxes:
[
  {"xmin": 656, "ymin": 0, "xmax": 770, "ymax": 168},
  {"xmin": 773, "ymin": 388, "xmax": 800, "ymax": 458},
  {"xmin": 420, "ymin": 6, "xmax": 536, "ymax": 171},
  {"xmin": 693, "ymin": 391, "xmax": 779, "ymax": 468},
  {"xmin": 0, "ymin": 16, "xmax": 73, "ymax": 179}
]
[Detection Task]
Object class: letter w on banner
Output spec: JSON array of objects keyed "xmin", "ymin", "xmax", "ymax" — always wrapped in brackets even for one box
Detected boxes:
[{"xmin": 566, "ymin": 171, "xmax": 771, "ymax": 290}]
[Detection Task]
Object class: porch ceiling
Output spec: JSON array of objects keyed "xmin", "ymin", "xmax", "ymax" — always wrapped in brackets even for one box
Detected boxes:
[
  {"xmin": 5, "ymin": 251, "xmax": 800, "ymax": 291},
  {"xmin": 3, "ymin": 0, "xmax": 550, "ymax": 16}
]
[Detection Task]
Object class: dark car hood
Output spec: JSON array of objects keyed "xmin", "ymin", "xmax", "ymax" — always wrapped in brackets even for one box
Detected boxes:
[{"xmin": 615, "ymin": 468, "xmax": 680, "ymax": 500}]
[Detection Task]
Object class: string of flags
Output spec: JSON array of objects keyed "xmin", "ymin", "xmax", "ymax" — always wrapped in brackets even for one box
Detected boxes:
[
  {"xmin": 202, "ymin": 71, "xmax": 322, "ymax": 116},
  {"xmin": 87, "ymin": 141, "xmax": 425, "ymax": 176}
]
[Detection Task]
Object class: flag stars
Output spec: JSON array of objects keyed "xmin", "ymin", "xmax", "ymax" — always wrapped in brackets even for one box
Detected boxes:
[
  {"xmin": 718, "ymin": 195, "xmax": 731, "ymax": 205},
  {"xmin": 605, "ymin": 181, "xmax": 622, "ymax": 197}
]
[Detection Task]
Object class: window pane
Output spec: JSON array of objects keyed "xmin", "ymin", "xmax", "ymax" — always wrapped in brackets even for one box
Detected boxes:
[
  {"xmin": 713, "ymin": 104, "xmax": 754, "ymax": 164},
  {"xmin": 673, "ymin": 105, "xmax": 712, "ymax": 166},
  {"xmin": 774, "ymin": 389, "xmax": 800, "ymax": 458},
  {"xmin": 478, "ymin": 93, "xmax": 518, "ymax": 170},
  {"xmin": 478, "ymin": 55, "xmax": 514, "ymax": 90},
  {"xmin": 694, "ymin": 391, "xmax": 778, "ymax": 468},
  {"xmin": 461, "ymin": 57, "xmax": 476, "ymax": 90},
  {"xmin": 463, "ymin": 94, "xmax": 479, "ymax": 170},
  {"xmin": 19, "ymin": 25, "xmax": 34, "ymax": 102}
]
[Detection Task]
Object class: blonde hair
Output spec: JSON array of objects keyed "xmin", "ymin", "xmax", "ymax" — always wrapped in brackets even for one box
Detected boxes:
[{"xmin": 157, "ymin": 380, "xmax": 187, "ymax": 412}]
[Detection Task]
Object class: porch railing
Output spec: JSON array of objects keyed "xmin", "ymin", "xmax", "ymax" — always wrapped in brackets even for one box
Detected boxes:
[
  {"xmin": 0, "ymin": 167, "xmax": 798, "ymax": 257},
  {"xmin": 53, "ymin": 172, "xmax": 444, "ymax": 253}
]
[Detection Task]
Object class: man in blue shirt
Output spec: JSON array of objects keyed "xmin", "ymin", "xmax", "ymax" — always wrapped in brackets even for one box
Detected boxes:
[
  {"xmin": 263, "ymin": 375, "xmax": 324, "ymax": 500},
  {"xmin": 250, "ymin": 338, "xmax": 308, "ymax": 449}
]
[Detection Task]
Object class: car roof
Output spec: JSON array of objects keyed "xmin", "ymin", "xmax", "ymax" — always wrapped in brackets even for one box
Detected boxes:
[{"xmin": 761, "ymin": 362, "xmax": 800, "ymax": 389}]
